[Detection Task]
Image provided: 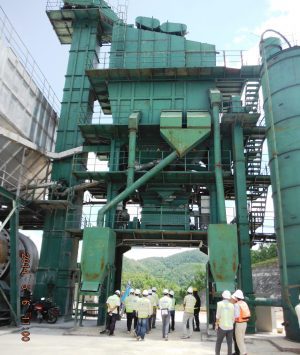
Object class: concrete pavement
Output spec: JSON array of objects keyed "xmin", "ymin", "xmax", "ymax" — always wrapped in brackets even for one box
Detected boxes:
[{"xmin": 0, "ymin": 312, "xmax": 299, "ymax": 355}]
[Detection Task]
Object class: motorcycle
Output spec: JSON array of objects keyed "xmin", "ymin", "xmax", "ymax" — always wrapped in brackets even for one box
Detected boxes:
[{"xmin": 25, "ymin": 298, "xmax": 60, "ymax": 324}]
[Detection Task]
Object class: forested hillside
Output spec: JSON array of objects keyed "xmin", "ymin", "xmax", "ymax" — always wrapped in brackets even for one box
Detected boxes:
[{"xmin": 121, "ymin": 249, "xmax": 208, "ymax": 301}]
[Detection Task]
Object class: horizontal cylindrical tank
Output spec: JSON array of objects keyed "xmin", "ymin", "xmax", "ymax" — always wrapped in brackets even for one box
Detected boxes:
[
  {"xmin": 260, "ymin": 37, "xmax": 300, "ymax": 342},
  {"xmin": 0, "ymin": 230, "xmax": 39, "ymax": 296}
]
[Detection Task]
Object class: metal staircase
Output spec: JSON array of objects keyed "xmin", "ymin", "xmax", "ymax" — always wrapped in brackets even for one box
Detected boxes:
[
  {"xmin": 245, "ymin": 135, "xmax": 269, "ymax": 234},
  {"xmin": 244, "ymin": 81, "xmax": 260, "ymax": 113}
]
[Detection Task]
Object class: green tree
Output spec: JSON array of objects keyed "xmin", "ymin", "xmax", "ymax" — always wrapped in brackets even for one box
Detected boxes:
[{"xmin": 251, "ymin": 243, "xmax": 278, "ymax": 264}]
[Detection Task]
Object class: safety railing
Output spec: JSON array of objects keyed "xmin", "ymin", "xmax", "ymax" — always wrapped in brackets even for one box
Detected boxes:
[
  {"xmin": 0, "ymin": 7, "xmax": 60, "ymax": 115},
  {"xmin": 0, "ymin": 166, "xmax": 54, "ymax": 201},
  {"xmin": 86, "ymin": 48, "xmax": 260, "ymax": 70},
  {"xmin": 78, "ymin": 103, "xmax": 113, "ymax": 125},
  {"xmin": 64, "ymin": 203, "xmax": 213, "ymax": 231},
  {"xmin": 46, "ymin": 0, "xmax": 128, "ymax": 23},
  {"xmin": 72, "ymin": 150, "xmax": 232, "ymax": 174}
]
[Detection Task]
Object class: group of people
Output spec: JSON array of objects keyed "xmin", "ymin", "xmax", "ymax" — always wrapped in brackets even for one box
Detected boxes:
[
  {"xmin": 215, "ymin": 289, "xmax": 251, "ymax": 355},
  {"xmin": 105, "ymin": 286, "xmax": 201, "ymax": 341},
  {"xmin": 105, "ymin": 285, "xmax": 253, "ymax": 354}
]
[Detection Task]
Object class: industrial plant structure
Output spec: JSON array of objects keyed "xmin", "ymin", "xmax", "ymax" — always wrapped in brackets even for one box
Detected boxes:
[{"xmin": 0, "ymin": 0, "xmax": 299, "ymax": 342}]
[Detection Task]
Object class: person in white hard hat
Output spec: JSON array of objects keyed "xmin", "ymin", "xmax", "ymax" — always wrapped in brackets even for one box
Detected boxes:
[
  {"xmin": 136, "ymin": 290, "xmax": 152, "ymax": 341},
  {"xmin": 105, "ymin": 290, "xmax": 121, "ymax": 336},
  {"xmin": 232, "ymin": 289, "xmax": 251, "ymax": 355},
  {"xmin": 151, "ymin": 286, "xmax": 159, "ymax": 328},
  {"xmin": 147, "ymin": 289, "xmax": 155, "ymax": 333},
  {"xmin": 159, "ymin": 289, "xmax": 172, "ymax": 340},
  {"xmin": 125, "ymin": 288, "xmax": 136, "ymax": 333},
  {"xmin": 182, "ymin": 286, "xmax": 196, "ymax": 339},
  {"xmin": 169, "ymin": 290, "xmax": 176, "ymax": 331},
  {"xmin": 132, "ymin": 289, "xmax": 141, "ymax": 331},
  {"xmin": 215, "ymin": 290, "xmax": 235, "ymax": 355},
  {"xmin": 295, "ymin": 294, "xmax": 300, "ymax": 328}
]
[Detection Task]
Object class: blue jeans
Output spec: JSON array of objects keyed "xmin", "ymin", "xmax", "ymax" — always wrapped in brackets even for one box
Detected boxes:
[{"xmin": 137, "ymin": 318, "xmax": 148, "ymax": 339}]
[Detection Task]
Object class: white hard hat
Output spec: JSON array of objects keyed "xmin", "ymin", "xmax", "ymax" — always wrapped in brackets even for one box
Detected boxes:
[
  {"xmin": 187, "ymin": 286, "xmax": 193, "ymax": 294},
  {"xmin": 115, "ymin": 290, "xmax": 121, "ymax": 296},
  {"xmin": 129, "ymin": 288, "xmax": 134, "ymax": 294},
  {"xmin": 142, "ymin": 290, "xmax": 149, "ymax": 296},
  {"xmin": 152, "ymin": 287, "xmax": 157, "ymax": 292},
  {"xmin": 148, "ymin": 289, "xmax": 152, "ymax": 295},
  {"xmin": 232, "ymin": 289, "xmax": 244, "ymax": 300},
  {"xmin": 222, "ymin": 290, "xmax": 231, "ymax": 299},
  {"xmin": 135, "ymin": 289, "xmax": 141, "ymax": 295},
  {"xmin": 163, "ymin": 289, "xmax": 169, "ymax": 295},
  {"xmin": 169, "ymin": 290, "xmax": 174, "ymax": 296}
]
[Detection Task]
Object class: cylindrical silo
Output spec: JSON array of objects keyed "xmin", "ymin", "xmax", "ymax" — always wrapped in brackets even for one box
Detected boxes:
[{"xmin": 260, "ymin": 36, "xmax": 300, "ymax": 342}]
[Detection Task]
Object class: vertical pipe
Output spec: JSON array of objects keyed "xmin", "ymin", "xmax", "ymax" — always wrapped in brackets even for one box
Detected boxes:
[
  {"xmin": 127, "ymin": 112, "xmax": 140, "ymax": 186},
  {"xmin": 210, "ymin": 90, "xmax": 226, "ymax": 223},
  {"xmin": 232, "ymin": 123, "xmax": 255, "ymax": 333}
]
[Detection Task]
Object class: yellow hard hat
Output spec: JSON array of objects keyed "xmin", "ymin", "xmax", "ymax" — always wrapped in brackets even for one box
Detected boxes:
[{"xmin": 193, "ymin": 288, "xmax": 198, "ymax": 292}]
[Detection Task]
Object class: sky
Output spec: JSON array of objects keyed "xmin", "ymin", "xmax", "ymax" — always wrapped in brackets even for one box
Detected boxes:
[{"xmin": 0, "ymin": 0, "xmax": 298, "ymax": 260}]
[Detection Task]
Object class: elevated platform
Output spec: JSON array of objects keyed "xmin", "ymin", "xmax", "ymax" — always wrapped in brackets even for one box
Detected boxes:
[{"xmin": 86, "ymin": 65, "xmax": 261, "ymax": 115}]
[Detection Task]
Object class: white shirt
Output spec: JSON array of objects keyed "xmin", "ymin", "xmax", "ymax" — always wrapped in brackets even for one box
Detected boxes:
[{"xmin": 295, "ymin": 303, "xmax": 300, "ymax": 327}]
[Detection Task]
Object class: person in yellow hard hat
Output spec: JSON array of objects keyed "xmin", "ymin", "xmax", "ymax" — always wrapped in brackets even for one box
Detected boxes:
[{"xmin": 193, "ymin": 287, "xmax": 201, "ymax": 331}]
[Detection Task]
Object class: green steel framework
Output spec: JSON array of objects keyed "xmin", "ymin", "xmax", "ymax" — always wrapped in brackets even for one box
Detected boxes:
[{"xmin": 15, "ymin": 0, "xmax": 298, "ymax": 340}]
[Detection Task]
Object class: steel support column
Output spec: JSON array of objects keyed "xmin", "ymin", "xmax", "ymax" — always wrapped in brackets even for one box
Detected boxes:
[{"xmin": 232, "ymin": 123, "xmax": 255, "ymax": 333}]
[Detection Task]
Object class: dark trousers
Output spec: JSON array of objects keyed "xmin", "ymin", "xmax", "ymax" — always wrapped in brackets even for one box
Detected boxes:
[
  {"xmin": 170, "ymin": 310, "xmax": 175, "ymax": 331},
  {"xmin": 194, "ymin": 310, "xmax": 200, "ymax": 330},
  {"xmin": 133, "ymin": 312, "xmax": 138, "ymax": 329},
  {"xmin": 148, "ymin": 315, "xmax": 152, "ymax": 332},
  {"xmin": 126, "ymin": 312, "xmax": 134, "ymax": 331},
  {"xmin": 215, "ymin": 327, "xmax": 233, "ymax": 355},
  {"xmin": 106, "ymin": 313, "xmax": 118, "ymax": 335},
  {"xmin": 233, "ymin": 323, "xmax": 240, "ymax": 355},
  {"xmin": 152, "ymin": 307, "xmax": 157, "ymax": 327}
]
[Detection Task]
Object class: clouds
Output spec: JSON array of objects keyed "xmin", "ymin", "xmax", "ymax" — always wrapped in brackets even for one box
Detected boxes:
[{"xmin": 257, "ymin": 0, "xmax": 300, "ymax": 45}]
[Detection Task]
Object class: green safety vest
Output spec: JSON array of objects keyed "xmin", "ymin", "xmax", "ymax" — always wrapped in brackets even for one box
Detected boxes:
[
  {"xmin": 136, "ymin": 297, "xmax": 151, "ymax": 319},
  {"xmin": 216, "ymin": 300, "xmax": 235, "ymax": 330},
  {"xmin": 125, "ymin": 295, "xmax": 135, "ymax": 313},
  {"xmin": 159, "ymin": 296, "xmax": 172, "ymax": 310},
  {"xmin": 184, "ymin": 294, "xmax": 196, "ymax": 313}
]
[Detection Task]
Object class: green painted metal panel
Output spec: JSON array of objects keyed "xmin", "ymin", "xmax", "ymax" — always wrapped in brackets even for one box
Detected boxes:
[
  {"xmin": 110, "ymin": 24, "xmax": 216, "ymax": 70},
  {"xmin": 81, "ymin": 227, "xmax": 116, "ymax": 292},
  {"xmin": 160, "ymin": 111, "xmax": 182, "ymax": 128},
  {"xmin": 160, "ymin": 111, "xmax": 211, "ymax": 157},
  {"xmin": 208, "ymin": 224, "xmax": 238, "ymax": 292}
]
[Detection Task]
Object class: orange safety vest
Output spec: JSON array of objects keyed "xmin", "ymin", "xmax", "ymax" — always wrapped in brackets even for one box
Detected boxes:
[{"xmin": 236, "ymin": 300, "xmax": 251, "ymax": 323}]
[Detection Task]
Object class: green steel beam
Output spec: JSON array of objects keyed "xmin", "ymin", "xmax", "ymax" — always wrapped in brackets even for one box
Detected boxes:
[{"xmin": 232, "ymin": 123, "xmax": 255, "ymax": 333}]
